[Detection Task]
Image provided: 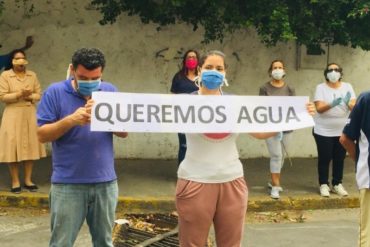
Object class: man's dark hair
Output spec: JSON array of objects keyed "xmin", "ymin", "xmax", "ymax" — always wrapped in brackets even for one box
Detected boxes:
[{"xmin": 72, "ymin": 48, "xmax": 106, "ymax": 71}]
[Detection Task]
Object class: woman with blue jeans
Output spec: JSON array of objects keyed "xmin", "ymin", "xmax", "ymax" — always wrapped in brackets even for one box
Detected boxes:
[{"xmin": 259, "ymin": 59, "xmax": 295, "ymax": 199}]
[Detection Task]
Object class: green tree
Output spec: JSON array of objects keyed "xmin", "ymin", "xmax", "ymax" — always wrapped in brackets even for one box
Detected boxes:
[
  {"xmin": 0, "ymin": 1, "xmax": 4, "ymax": 16},
  {"xmin": 0, "ymin": 0, "xmax": 34, "ymax": 18},
  {"xmin": 90, "ymin": 0, "xmax": 370, "ymax": 50}
]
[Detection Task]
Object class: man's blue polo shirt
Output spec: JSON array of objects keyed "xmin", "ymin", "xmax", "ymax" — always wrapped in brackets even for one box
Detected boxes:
[
  {"xmin": 37, "ymin": 79, "xmax": 118, "ymax": 183},
  {"xmin": 343, "ymin": 91, "xmax": 370, "ymax": 189}
]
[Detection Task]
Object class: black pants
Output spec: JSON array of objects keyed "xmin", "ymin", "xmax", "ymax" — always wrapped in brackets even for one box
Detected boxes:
[
  {"xmin": 313, "ymin": 132, "xmax": 347, "ymax": 186},
  {"xmin": 177, "ymin": 133, "xmax": 187, "ymax": 166}
]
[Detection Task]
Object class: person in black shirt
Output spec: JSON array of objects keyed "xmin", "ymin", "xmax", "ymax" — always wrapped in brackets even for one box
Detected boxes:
[{"xmin": 170, "ymin": 49, "xmax": 200, "ymax": 165}]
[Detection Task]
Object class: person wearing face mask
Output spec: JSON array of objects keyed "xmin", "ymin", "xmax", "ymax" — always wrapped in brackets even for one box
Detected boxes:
[
  {"xmin": 36, "ymin": 48, "xmax": 128, "ymax": 247},
  {"xmin": 0, "ymin": 36, "xmax": 34, "ymax": 71},
  {"xmin": 170, "ymin": 49, "xmax": 200, "ymax": 165},
  {"xmin": 259, "ymin": 59, "xmax": 295, "ymax": 199},
  {"xmin": 176, "ymin": 51, "xmax": 316, "ymax": 247},
  {"xmin": 0, "ymin": 49, "xmax": 46, "ymax": 193},
  {"xmin": 313, "ymin": 63, "xmax": 356, "ymax": 198}
]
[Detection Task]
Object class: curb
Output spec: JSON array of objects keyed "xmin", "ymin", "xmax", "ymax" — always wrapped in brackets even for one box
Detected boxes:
[
  {"xmin": 247, "ymin": 195, "xmax": 359, "ymax": 212},
  {"xmin": 0, "ymin": 192, "xmax": 359, "ymax": 213}
]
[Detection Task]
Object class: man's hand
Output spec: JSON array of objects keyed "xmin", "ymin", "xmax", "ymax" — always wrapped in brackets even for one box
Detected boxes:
[
  {"xmin": 114, "ymin": 132, "xmax": 128, "ymax": 138},
  {"xmin": 85, "ymin": 99, "xmax": 94, "ymax": 115},
  {"xmin": 340, "ymin": 134, "xmax": 356, "ymax": 161},
  {"xmin": 69, "ymin": 107, "xmax": 91, "ymax": 126}
]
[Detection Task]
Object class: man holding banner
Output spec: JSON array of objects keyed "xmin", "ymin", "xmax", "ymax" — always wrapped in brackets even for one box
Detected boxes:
[
  {"xmin": 91, "ymin": 50, "xmax": 315, "ymax": 247},
  {"xmin": 37, "ymin": 48, "xmax": 127, "ymax": 247}
]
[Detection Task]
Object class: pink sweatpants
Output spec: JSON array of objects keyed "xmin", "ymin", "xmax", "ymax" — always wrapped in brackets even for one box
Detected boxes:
[{"xmin": 175, "ymin": 177, "xmax": 248, "ymax": 247}]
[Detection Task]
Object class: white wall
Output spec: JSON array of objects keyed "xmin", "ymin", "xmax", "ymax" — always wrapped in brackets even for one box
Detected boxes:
[{"xmin": 1, "ymin": 0, "xmax": 369, "ymax": 159}]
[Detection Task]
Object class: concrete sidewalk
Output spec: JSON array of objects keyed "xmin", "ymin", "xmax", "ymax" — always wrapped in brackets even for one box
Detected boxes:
[{"xmin": 0, "ymin": 157, "xmax": 359, "ymax": 212}]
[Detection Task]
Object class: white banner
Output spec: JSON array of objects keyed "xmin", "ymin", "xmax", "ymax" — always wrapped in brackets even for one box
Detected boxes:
[{"xmin": 91, "ymin": 92, "xmax": 314, "ymax": 133}]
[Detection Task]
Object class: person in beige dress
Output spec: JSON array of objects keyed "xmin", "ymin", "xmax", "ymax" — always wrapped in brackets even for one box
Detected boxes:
[{"xmin": 0, "ymin": 49, "xmax": 46, "ymax": 193}]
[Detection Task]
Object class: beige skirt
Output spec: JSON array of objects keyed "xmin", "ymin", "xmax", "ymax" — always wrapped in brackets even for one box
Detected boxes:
[{"xmin": 0, "ymin": 104, "xmax": 46, "ymax": 162}]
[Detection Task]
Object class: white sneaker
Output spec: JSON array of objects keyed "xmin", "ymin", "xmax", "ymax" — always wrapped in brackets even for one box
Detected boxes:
[
  {"xmin": 270, "ymin": 186, "xmax": 280, "ymax": 199},
  {"xmin": 332, "ymin": 184, "xmax": 349, "ymax": 197},
  {"xmin": 320, "ymin": 184, "xmax": 330, "ymax": 197},
  {"xmin": 268, "ymin": 182, "xmax": 283, "ymax": 192}
]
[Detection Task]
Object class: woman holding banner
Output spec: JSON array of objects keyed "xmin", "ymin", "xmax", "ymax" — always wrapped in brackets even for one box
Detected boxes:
[
  {"xmin": 170, "ymin": 49, "xmax": 200, "ymax": 165},
  {"xmin": 259, "ymin": 59, "xmax": 295, "ymax": 199},
  {"xmin": 176, "ymin": 50, "xmax": 315, "ymax": 246}
]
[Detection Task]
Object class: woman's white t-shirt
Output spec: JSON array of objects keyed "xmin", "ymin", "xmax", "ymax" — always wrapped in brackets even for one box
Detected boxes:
[
  {"xmin": 177, "ymin": 133, "xmax": 243, "ymax": 183},
  {"xmin": 313, "ymin": 82, "xmax": 355, "ymax": 137}
]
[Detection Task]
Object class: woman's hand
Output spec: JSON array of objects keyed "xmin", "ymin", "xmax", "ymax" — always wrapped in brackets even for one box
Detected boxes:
[
  {"xmin": 306, "ymin": 102, "xmax": 316, "ymax": 116},
  {"xmin": 21, "ymin": 88, "xmax": 32, "ymax": 97},
  {"xmin": 15, "ymin": 88, "xmax": 32, "ymax": 100}
]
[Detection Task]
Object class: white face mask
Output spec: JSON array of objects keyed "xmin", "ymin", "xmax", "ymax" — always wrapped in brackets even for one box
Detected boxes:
[
  {"xmin": 327, "ymin": 71, "xmax": 341, "ymax": 83},
  {"xmin": 271, "ymin": 69, "xmax": 285, "ymax": 80}
]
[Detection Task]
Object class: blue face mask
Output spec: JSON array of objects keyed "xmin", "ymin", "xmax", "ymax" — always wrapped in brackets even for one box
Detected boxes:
[
  {"xmin": 201, "ymin": 70, "xmax": 224, "ymax": 90},
  {"xmin": 77, "ymin": 79, "xmax": 101, "ymax": 96}
]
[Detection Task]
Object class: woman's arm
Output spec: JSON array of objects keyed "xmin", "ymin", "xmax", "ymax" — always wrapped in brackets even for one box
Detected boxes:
[
  {"xmin": 314, "ymin": 100, "xmax": 332, "ymax": 113},
  {"xmin": 0, "ymin": 74, "xmax": 23, "ymax": 103}
]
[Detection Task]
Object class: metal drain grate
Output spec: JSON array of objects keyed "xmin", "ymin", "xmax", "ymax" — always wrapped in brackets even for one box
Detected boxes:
[
  {"xmin": 113, "ymin": 214, "xmax": 180, "ymax": 247},
  {"xmin": 113, "ymin": 214, "xmax": 213, "ymax": 247}
]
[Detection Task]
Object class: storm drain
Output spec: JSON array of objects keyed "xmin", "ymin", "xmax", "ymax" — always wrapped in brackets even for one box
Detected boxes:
[
  {"xmin": 113, "ymin": 213, "xmax": 180, "ymax": 247},
  {"xmin": 113, "ymin": 213, "xmax": 214, "ymax": 247}
]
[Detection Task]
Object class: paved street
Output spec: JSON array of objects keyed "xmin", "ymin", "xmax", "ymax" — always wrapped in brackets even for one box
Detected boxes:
[
  {"xmin": 242, "ymin": 209, "xmax": 358, "ymax": 247},
  {"xmin": 0, "ymin": 207, "xmax": 359, "ymax": 247},
  {"xmin": 0, "ymin": 208, "xmax": 90, "ymax": 247}
]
